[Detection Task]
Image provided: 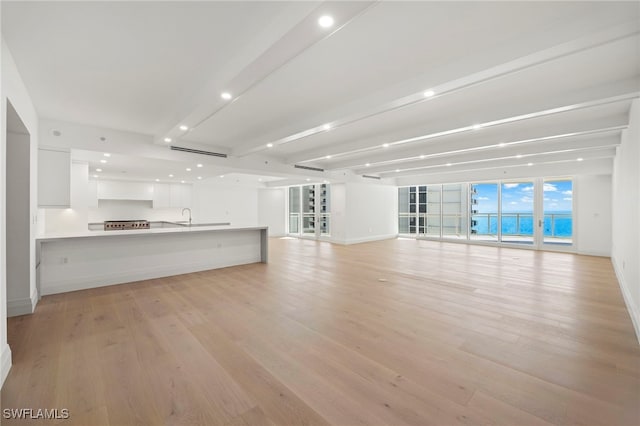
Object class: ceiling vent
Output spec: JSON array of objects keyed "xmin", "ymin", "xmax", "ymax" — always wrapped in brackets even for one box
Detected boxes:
[
  {"xmin": 362, "ymin": 175, "xmax": 381, "ymax": 180},
  {"xmin": 170, "ymin": 146, "xmax": 228, "ymax": 158},
  {"xmin": 294, "ymin": 164, "xmax": 325, "ymax": 172}
]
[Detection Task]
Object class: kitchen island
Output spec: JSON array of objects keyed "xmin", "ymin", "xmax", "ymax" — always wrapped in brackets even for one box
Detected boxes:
[{"xmin": 36, "ymin": 225, "xmax": 268, "ymax": 296}]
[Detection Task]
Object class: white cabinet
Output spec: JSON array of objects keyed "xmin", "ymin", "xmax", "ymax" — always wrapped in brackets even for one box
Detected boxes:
[
  {"xmin": 170, "ymin": 184, "xmax": 192, "ymax": 208},
  {"xmin": 87, "ymin": 180, "xmax": 98, "ymax": 208},
  {"xmin": 97, "ymin": 180, "xmax": 154, "ymax": 200},
  {"xmin": 38, "ymin": 147, "xmax": 71, "ymax": 208},
  {"xmin": 153, "ymin": 183, "xmax": 191, "ymax": 208},
  {"xmin": 152, "ymin": 183, "xmax": 171, "ymax": 208}
]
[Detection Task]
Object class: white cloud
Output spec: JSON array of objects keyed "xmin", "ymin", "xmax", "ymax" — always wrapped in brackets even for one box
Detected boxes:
[
  {"xmin": 477, "ymin": 196, "xmax": 489, "ymax": 200},
  {"xmin": 544, "ymin": 197, "xmax": 550, "ymax": 201},
  {"xmin": 510, "ymin": 201, "xmax": 518, "ymax": 205},
  {"xmin": 522, "ymin": 185, "xmax": 534, "ymax": 192},
  {"xmin": 563, "ymin": 197, "xmax": 572, "ymax": 201},
  {"xmin": 503, "ymin": 183, "xmax": 519, "ymax": 189},
  {"xmin": 520, "ymin": 196, "xmax": 533, "ymax": 203},
  {"xmin": 550, "ymin": 203, "xmax": 558, "ymax": 207},
  {"xmin": 543, "ymin": 183, "xmax": 558, "ymax": 192},
  {"xmin": 562, "ymin": 190, "xmax": 572, "ymax": 195}
]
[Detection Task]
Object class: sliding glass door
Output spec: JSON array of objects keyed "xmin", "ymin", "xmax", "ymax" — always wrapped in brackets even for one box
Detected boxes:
[
  {"xmin": 470, "ymin": 183, "xmax": 498, "ymax": 242},
  {"xmin": 500, "ymin": 181, "xmax": 534, "ymax": 245},
  {"xmin": 542, "ymin": 180, "xmax": 573, "ymax": 246}
]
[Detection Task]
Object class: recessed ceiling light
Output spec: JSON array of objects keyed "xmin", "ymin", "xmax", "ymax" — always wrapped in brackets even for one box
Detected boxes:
[
  {"xmin": 527, "ymin": 163, "xmax": 533, "ymax": 166},
  {"xmin": 164, "ymin": 137, "xmax": 172, "ymax": 143},
  {"xmin": 169, "ymin": 174, "xmax": 174, "ymax": 177},
  {"xmin": 196, "ymin": 163, "xmax": 203, "ymax": 168},
  {"xmin": 498, "ymin": 143, "xmax": 506, "ymax": 148},
  {"xmin": 446, "ymin": 163, "xmax": 452, "ymax": 166},
  {"xmin": 96, "ymin": 168, "xmax": 102, "ymax": 172},
  {"xmin": 516, "ymin": 154, "xmax": 523, "ymax": 159},
  {"xmin": 325, "ymin": 155, "xmax": 332, "ymax": 159},
  {"xmin": 258, "ymin": 178, "xmax": 262, "ymax": 182},
  {"xmin": 323, "ymin": 180, "xmax": 329, "ymax": 183},
  {"xmin": 365, "ymin": 163, "xmax": 371, "ymax": 167},
  {"xmin": 423, "ymin": 90, "xmax": 435, "ymax": 98},
  {"xmin": 382, "ymin": 143, "xmax": 390, "ymax": 148},
  {"xmin": 220, "ymin": 175, "xmax": 225, "ymax": 178},
  {"xmin": 419, "ymin": 155, "xmax": 425, "ymax": 159},
  {"xmin": 155, "ymin": 178, "xmax": 160, "ymax": 182},
  {"xmin": 181, "ymin": 180, "xmax": 185, "ymax": 183},
  {"xmin": 323, "ymin": 123, "xmax": 332, "ymax": 131},
  {"xmin": 103, "ymin": 153, "xmax": 111, "ymax": 157},
  {"xmin": 221, "ymin": 92, "xmax": 232, "ymax": 100},
  {"xmin": 577, "ymin": 157, "xmax": 584, "ymax": 162},
  {"xmin": 197, "ymin": 176, "xmax": 203, "ymax": 180},
  {"xmin": 395, "ymin": 169, "xmax": 400, "ymax": 173},
  {"xmin": 100, "ymin": 159, "xmax": 107, "ymax": 164},
  {"xmin": 472, "ymin": 124, "xmax": 482, "ymax": 130},
  {"xmin": 186, "ymin": 168, "xmax": 191, "ymax": 172},
  {"xmin": 318, "ymin": 15, "xmax": 334, "ymax": 28},
  {"xmin": 266, "ymin": 143, "xmax": 273, "ymax": 148},
  {"xmin": 93, "ymin": 174, "xmax": 98, "ymax": 178},
  {"xmin": 179, "ymin": 125, "xmax": 188, "ymax": 131},
  {"xmin": 52, "ymin": 129, "xmax": 62, "ymax": 137},
  {"xmin": 306, "ymin": 178, "xmax": 311, "ymax": 181}
]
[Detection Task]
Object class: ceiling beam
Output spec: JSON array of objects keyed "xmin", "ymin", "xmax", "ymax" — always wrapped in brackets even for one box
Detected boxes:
[
  {"xmin": 235, "ymin": 20, "xmax": 640, "ymax": 158},
  {"xmin": 286, "ymin": 91, "xmax": 638, "ymax": 165}
]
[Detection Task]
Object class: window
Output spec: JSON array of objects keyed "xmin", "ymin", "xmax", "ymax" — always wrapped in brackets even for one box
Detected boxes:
[
  {"xmin": 500, "ymin": 181, "xmax": 534, "ymax": 244},
  {"xmin": 470, "ymin": 183, "xmax": 498, "ymax": 241},
  {"xmin": 543, "ymin": 180, "xmax": 572, "ymax": 245},
  {"xmin": 288, "ymin": 183, "xmax": 331, "ymax": 237},
  {"xmin": 442, "ymin": 183, "xmax": 467, "ymax": 239}
]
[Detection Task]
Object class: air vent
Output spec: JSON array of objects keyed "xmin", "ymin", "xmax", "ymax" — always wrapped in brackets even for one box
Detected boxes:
[
  {"xmin": 362, "ymin": 175, "xmax": 381, "ymax": 180},
  {"xmin": 294, "ymin": 164, "xmax": 325, "ymax": 172},
  {"xmin": 170, "ymin": 146, "xmax": 228, "ymax": 158}
]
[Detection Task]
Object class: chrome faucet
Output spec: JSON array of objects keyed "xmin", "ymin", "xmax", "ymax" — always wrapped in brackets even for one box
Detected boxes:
[{"xmin": 182, "ymin": 208, "xmax": 192, "ymax": 225}]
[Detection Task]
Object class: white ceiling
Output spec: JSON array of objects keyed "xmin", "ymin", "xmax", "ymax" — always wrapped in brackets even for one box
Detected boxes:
[{"xmin": 2, "ymin": 1, "xmax": 639, "ymax": 184}]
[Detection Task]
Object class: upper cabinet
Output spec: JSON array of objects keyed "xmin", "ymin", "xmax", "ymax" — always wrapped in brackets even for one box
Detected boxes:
[
  {"xmin": 97, "ymin": 180, "xmax": 153, "ymax": 201},
  {"xmin": 38, "ymin": 147, "xmax": 71, "ymax": 208},
  {"xmin": 152, "ymin": 183, "xmax": 192, "ymax": 208}
]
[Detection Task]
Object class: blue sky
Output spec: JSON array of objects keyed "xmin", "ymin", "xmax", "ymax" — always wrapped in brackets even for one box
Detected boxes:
[{"xmin": 474, "ymin": 181, "xmax": 572, "ymax": 213}]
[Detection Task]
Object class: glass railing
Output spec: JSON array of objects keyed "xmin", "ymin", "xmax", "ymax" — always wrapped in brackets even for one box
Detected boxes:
[
  {"xmin": 289, "ymin": 212, "xmax": 331, "ymax": 236},
  {"xmin": 471, "ymin": 213, "xmax": 572, "ymax": 239}
]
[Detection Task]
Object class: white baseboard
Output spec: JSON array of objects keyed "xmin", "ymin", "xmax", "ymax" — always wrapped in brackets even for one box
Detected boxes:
[
  {"xmin": 577, "ymin": 249, "xmax": 611, "ymax": 257},
  {"xmin": 332, "ymin": 233, "xmax": 398, "ymax": 245},
  {"xmin": 1, "ymin": 343, "xmax": 12, "ymax": 388},
  {"xmin": 7, "ymin": 287, "xmax": 39, "ymax": 317},
  {"xmin": 612, "ymin": 256, "xmax": 640, "ymax": 345},
  {"xmin": 40, "ymin": 256, "xmax": 261, "ymax": 296}
]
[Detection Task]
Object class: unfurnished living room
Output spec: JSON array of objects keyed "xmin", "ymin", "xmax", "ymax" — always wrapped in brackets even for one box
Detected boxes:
[{"xmin": 0, "ymin": 1, "xmax": 639, "ymax": 425}]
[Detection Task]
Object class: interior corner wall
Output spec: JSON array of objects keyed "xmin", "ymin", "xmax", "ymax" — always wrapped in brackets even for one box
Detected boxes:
[
  {"xmin": 575, "ymin": 174, "xmax": 612, "ymax": 256},
  {"xmin": 258, "ymin": 188, "xmax": 285, "ymax": 237},
  {"xmin": 1, "ymin": 39, "xmax": 40, "ymax": 386},
  {"xmin": 612, "ymin": 98, "xmax": 640, "ymax": 343}
]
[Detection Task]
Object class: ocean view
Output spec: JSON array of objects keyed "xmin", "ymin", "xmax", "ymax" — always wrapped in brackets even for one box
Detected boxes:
[{"xmin": 472, "ymin": 211, "xmax": 572, "ymax": 237}]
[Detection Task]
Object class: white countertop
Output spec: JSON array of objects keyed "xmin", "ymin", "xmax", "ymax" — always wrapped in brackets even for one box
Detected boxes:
[{"xmin": 36, "ymin": 224, "xmax": 268, "ymax": 241}]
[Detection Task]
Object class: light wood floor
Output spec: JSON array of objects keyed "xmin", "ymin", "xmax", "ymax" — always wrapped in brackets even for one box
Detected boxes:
[{"xmin": 2, "ymin": 238, "xmax": 639, "ymax": 425}]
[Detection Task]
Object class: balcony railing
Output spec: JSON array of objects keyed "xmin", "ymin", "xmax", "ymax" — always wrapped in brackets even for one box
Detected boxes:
[
  {"xmin": 471, "ymin": 213, "xmax": 572, "ymax": 238},
  {"xmin": 289, "ymin": 212, "xmax": 331, "ymax": 235}
]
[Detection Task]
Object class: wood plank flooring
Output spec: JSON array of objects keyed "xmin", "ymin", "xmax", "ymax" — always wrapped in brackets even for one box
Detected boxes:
[{"xmin": 1, "ymin": 237, "xmax": 639, "ymax": 425}]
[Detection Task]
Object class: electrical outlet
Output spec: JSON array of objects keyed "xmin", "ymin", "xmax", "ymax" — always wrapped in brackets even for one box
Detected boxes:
[{"xmin": 61, "ymin": 257, "xmax": 68, "ymax": 264}]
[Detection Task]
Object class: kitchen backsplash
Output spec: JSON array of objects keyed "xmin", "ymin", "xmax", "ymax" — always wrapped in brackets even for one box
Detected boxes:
[{"xmin": 88, "ymin": 199, "xmax": 184, "ymax": 223}]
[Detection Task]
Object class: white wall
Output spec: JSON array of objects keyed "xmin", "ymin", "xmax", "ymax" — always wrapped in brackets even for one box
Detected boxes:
[
  {"xmin": 344, "ymin": 182, "xmax": 398, "ymax": 244},
  {"xmin": 42, "ymin": 162, "xmax": 90, "ymax": 233},
  {"xmin": 258, "ymin": 188, "xmax": 285, "ymax": 237},
  {"xmin": 575, "ymin": 174, "xmax": 612, "ymax": 256},
  {"xmin": 6, "ymin": 131, "xmax": 31, "ymax": 316},
  {"xmin": 1, "ymin": 39, "xmax": 40, "ymax": 386},
  {"xmin": 192, "ymin": 183, "xmax": 258, "ymax": 226},
  {"xmin": 612, "ymin": 98, "xmax": 640, "ymax": 342}
]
